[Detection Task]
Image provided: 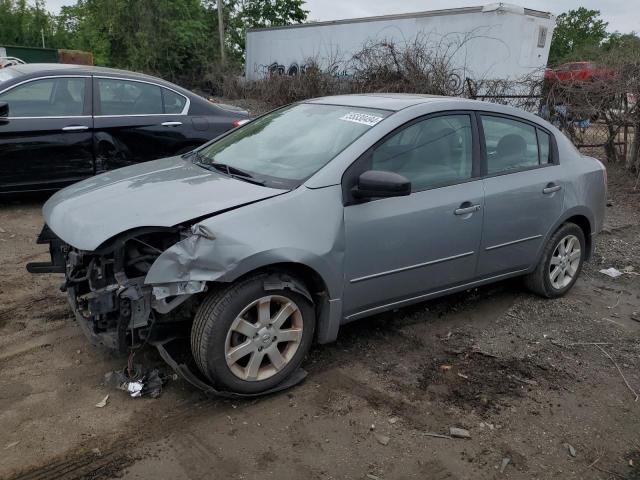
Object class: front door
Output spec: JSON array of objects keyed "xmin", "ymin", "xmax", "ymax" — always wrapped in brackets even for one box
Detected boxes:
[
  {"xmin": 476, "ymin": 114, "xmax": 565, "ymax": 277},
  {"xmin": 0, "ymin": 76, "xmax": 93, "ymax": 192},
  {"xmin": 342, "ymin": 113, "xmax": 484, "ymax": 318}
]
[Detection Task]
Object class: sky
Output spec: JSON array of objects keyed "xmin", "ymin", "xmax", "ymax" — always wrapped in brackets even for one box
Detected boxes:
[{"xmin": 44, "ymin": 0, "xmax": 636, "ymax": 34}]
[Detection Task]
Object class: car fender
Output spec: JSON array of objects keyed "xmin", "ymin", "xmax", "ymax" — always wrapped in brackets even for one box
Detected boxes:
[
  {"xmin": 145, "ymin": 238, "xmax": 345, "ymax": 344},
  {"xmin": 145, "ymin": 237, "xmax": 342, "ymax": 299},
  {"xmin": 144, "ymin": 184, "xmax": 345, "ymax": 298},
  {"xmin": 143, "ymin": 184, "xmax": 346, "ymax": 344},
  {"xmin": 532, "ymin": 205, "xmax": 596, "ymax": 269}
]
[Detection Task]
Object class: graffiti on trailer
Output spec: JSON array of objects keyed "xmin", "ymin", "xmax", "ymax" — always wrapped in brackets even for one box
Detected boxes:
[
  {"xmin": 253, "ymin": 61, "xmax": 464, "ymax": 94},
  {"xmin": 254, "ymin": 62, "xmax": 351, "ymax": 78},
  {"xmin": 269, "ymin": 61, "xmax": 304, "ymax": 76}
]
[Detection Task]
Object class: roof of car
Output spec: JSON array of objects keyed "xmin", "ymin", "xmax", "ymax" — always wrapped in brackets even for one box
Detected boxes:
[
  {"xmin": 305, "ymin": 93, "xmax": 551, "ymax": 128},
  {"xmin": 0, "ymin": 63, "xmax": 204, "ymax": 99},
  {"xmin": 3, "ymin": 63, "xmax": 180, "ymax": 87},
  {"xmin": 307, "ymin": 93, "xmax": 480, "ymax": 111},
  {"xmin": 0, "ymin": 63, "xmax": 241, "ymax": 115}
]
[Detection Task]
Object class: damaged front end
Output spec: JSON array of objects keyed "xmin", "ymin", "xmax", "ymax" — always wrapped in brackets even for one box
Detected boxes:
[{"xmin": 28, "ymin": 225, "xmax": 206, "ymax": 353}]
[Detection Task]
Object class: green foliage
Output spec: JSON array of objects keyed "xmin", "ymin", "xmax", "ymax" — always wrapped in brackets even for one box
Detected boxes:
[
  {"xmin": 549, "ymin": 8, "xmax": 609, "ymax": 66},
  {"xmin": 224, "ymin": 0, "xmax": 308, "ymax": 61},
  {"xmin": 1, "ymin": 0, "xmax": 308, "ymax": 86},
  {"xmin": 601, "ymin": 32, "xmax": 640, "ymax": 53},
  {"xmin": 0, "ymin": 0, "xmax": 59, "ymax": 48},
  {"xmin": 53, "ymin": 0, "xmax": 220, "ymax": 82}
]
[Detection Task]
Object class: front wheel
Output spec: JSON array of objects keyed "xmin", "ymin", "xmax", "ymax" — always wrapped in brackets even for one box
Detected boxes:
[
  {"xmin": 525, "ymin": 223, "xmax": 585, "ymax": 298},
  {"xmin": 191, "ymin": 275, "xmax": 315, "ymax": 394}
]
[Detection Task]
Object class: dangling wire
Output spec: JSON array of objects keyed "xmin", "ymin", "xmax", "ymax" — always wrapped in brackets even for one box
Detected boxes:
[{"xmin": 126, "ymin": 312, "xmax": 157, "ymax": 379}]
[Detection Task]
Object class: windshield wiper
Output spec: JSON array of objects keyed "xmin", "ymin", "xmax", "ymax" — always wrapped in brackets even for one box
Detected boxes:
[{"xmin": 197, "ymin": 159, "xmax": 265, "ymax": 186}]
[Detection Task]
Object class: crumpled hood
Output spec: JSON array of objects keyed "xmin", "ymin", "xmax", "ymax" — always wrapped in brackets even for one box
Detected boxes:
[{"xmin": 43, "ymin": 156, "xmax": 286, "ymax": 251}]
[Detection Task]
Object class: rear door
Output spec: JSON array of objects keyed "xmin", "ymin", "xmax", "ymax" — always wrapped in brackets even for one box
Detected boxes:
[
  {"xmin": 476, "ymin": 113, "xmax": 564, "ymax": 277},
  {"xmin": 92, "ymin": 76, "xmax": 194, "ymax": 172},
  {"xmin": 0, "ymin": 76, "xmax": 93, "ymax": 192}
]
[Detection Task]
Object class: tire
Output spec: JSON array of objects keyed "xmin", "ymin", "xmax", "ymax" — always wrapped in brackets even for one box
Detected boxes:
[
  {"xmin": 191, "ymin": 274, "xmax": 315, "ymax": 394},
  {"xmin": 524, "ymin": 223, "xmax": 585, "ymax": 298}
]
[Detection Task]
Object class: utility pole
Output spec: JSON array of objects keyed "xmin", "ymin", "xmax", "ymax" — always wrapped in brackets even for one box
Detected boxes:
[
  {"xmin": 217, "ymin": 0, "xmax": 226, "ymax": 65},
  {"xmin": 33, "ymin": 0, "xmax": 45, "ymax": 48}
]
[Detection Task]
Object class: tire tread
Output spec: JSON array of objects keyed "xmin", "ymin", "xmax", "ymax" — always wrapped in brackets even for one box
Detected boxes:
[
  {"xmin": 524, "ymin": 222, "xmax": 584, "ymax": 298},
  {"xmin": 191, "ymin": 273, "xmax": 314, "ymax": 393},
  {"xmin": 191, "ymin": 276, "xmax": 267, "ymax": 379}
]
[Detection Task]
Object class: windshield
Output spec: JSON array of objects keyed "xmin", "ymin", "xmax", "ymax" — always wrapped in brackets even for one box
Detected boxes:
[{"xmin": 196, "ymin": 103, "xmax": 390, "ymax": 188}]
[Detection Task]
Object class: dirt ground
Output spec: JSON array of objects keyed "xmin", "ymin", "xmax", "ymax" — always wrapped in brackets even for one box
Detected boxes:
[{"xmin": 1, "ymin": 163, "xmax": 639, "ymax": 480}]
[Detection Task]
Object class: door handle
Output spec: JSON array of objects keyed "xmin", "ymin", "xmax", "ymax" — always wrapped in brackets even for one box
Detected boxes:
[
  {"xmin": 62, "ymin": 125, "xmax": 89, "ymax": 131},
  {"xmin": 161, "ymin": 121, "xmax": 183, "ymax": 127},
  {"xmin": 543, "ymin": 183, "xmax": 562, "ymax": 194},
  {"xmin": 454, "ymin": 203, "xmax": 481, "ymax": 215}
]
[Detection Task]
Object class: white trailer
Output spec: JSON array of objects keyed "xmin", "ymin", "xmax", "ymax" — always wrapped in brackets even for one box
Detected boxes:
[{"xmin": 245, "ymin": 3, "xmax": 555, "ymax": 83}]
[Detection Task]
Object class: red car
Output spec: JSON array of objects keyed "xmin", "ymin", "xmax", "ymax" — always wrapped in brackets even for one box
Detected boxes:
[{"xmin": 544, "ymin": 61, "xmax": 615, "ymax": 83}]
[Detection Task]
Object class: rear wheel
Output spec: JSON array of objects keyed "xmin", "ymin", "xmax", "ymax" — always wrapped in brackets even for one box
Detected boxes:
[
  {"xmin": 524, "ymin": 223, "xmax": 585, "ymax": 298},
  {"xmin": 191, "ymin": 275, "xmax": 315, "ymax": 394}
]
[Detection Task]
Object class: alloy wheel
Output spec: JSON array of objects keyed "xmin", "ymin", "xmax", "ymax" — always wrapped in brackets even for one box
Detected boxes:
[
  {"xmin": 549, "ymin": 234, "xmax": 581, "ymax": 290},
  {"xmin": 224, "ymin": 295, "xmax": 303, "ymax": 381}
]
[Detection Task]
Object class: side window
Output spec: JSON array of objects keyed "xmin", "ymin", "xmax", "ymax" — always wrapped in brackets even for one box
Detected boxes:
[
  {"xmin": 0, "ymin": 77, "xmax": 86, "ymax": 117},
  {"xmin": 163, "ymin": 88, "xmax": 187, "ymax": 114},
  {"xmin": 98, "ymin": 78, "xmax": 162, "ymax": 115},
  {"xmin": 481, "ymin": 116, "xmax": 539, "ymax": 174},
  {"xmin": 370, "ymin": 115, "xmax": 473, "ymax": 191},
  {"xmin": 537, "ymin": 129, "xmax": 551, "ymax": 164}
]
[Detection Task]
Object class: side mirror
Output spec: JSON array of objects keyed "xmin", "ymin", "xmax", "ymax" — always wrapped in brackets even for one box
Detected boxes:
[
  {"xmin": 352, "ymin": 170, "xmax": 411, "ymax": 199},
  {"xmin": 0, "ymin": 102, "xmax": 8, "ymax": 117}
]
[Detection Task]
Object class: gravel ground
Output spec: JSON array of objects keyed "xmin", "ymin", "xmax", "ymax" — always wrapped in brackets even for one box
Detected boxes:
[{"xmin": 0, "ymin": 163, "xmax": 638, "ymax": 480}]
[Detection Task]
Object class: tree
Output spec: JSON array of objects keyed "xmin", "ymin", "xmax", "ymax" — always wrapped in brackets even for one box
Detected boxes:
[
  {"xmin": 224, "ymin": 0, "xmax": 308, "ymax": 61},
  {"xmin": 1, "ymin": 0, "xmax": 308, "ymax": 86},
  {"xmin": 549, "ymin": 8, "xmax": 609, "ymax": 66},
  {"xmin": 601, "ymin": 32, "xmax": 640, "ymax": 52},
  {"xmin": 0, "ymin": 0, "xmax": 58, "ymax": 49},
  {"xmin": 54, "ymin": 0, "xmax": 220, "ymax": 83}
]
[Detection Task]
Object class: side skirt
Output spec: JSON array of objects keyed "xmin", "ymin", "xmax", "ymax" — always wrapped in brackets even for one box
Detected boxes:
[{"xmin": 343, "ymin": 268, "xmax": 529, "ymax": 322}]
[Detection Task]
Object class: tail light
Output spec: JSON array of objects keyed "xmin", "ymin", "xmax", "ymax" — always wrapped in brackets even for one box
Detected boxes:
[{"xmin": 232, "ymin": 119, "xmax": 250, "ymax": 128}]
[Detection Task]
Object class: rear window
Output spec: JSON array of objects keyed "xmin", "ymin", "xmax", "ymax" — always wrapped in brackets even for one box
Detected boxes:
[
  {"xmin": 0, "ymin": 67, "xmax": 22, "ymax": 83},
  {"xmin": 481, "ymin": 116, "xmax": 539, "ymax": 174},
  {"xmin": 537, "ymin": 130, "xmax": 552, "ymax": 164},
  {"xmin": 162, "ymin": 88, "xmax": 187, "ymax": 114},
  {"xmin": 98, "ymin": 78, "xmax": 163, "ymax": 115}
]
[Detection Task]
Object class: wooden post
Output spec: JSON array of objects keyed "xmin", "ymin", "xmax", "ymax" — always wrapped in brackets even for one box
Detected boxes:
[{"xmin": 217, "ymin": 0, "xmax": 226, "ymax": 65}]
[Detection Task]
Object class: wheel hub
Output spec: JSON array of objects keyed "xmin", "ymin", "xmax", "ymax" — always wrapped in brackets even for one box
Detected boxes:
[
  {"xmin": 549, "ymin": 234, "xmax": 581, "ymax": 290},
  {"xmin": 257, "ymin": 328, "xmax": 274, "ymax": 347}
]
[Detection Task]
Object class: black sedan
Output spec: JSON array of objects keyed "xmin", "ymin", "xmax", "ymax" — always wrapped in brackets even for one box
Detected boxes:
[{"xmin": 0, "ymin": 63, "xmax": 249, "ymax": 193}]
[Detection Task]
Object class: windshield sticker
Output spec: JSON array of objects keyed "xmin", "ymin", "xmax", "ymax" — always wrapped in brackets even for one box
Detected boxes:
[{"xmin": 339, "ymin": 112, "xmax": 384, "ymax": 127}]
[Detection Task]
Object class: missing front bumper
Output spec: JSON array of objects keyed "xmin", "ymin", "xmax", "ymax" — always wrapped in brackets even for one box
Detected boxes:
[{"xmin": 26, "ymin": 224, "xmax": 67, "ymax": 274}]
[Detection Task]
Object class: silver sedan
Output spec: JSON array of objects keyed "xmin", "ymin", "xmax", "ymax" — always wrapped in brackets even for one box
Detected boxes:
[{"xmin": 30, "ymin": 94, "xmax": 606, "ymax": 394}]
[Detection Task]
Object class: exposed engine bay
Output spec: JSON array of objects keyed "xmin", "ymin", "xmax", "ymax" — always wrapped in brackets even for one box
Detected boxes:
[
  {"xmin": 26, "ymin": 223, "xmax": 311, "ymax": 397},
  {"xmin": 28, "ymin": 225, "xmax": 206, "ymax": 352}
]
